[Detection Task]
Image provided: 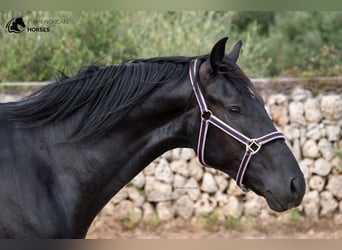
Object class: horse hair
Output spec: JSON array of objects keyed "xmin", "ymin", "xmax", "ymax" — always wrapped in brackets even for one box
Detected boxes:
[{"xmin": 0, "ymin": 55, "xmax": 256, "ymax": 143}]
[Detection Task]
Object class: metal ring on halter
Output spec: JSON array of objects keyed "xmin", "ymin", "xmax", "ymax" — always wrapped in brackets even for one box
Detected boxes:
[{"xmin": 201, "ymin": 110, "xmax": 212, "ymax": 121}]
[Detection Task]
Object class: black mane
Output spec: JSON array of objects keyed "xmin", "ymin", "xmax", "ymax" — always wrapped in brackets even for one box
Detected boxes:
[
  {"xmin": 0, "ymin": 56, "xmax": 197, "ymax": 142},
  {"xmin": 0, "ymin": 54, "xmax": 256, "ymax": 142}
]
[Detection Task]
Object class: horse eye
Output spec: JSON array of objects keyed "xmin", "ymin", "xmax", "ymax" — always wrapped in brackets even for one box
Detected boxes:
[{"xmin": 228, "ymin": 106, "xmax": 241, "ymax": 116}]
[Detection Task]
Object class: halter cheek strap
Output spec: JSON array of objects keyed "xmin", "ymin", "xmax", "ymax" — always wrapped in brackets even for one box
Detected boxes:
[{"xmin": 189, "ymin": 59, "xmax": 285, "ymax": 191}]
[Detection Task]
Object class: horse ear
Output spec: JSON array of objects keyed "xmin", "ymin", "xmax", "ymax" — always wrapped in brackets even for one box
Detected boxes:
[
  {"xmin": 210, "ymin": 37, "xmax": 228, "ymax": 72},
  {"xmin": 227, "ymin": 40, "xmax": 243, "ymax": 63}
]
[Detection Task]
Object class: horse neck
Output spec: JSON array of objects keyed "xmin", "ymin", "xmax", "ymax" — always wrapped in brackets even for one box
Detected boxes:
[{"xmin": 54, "ymin": 77, "xmax": 196, "ymax": 236}]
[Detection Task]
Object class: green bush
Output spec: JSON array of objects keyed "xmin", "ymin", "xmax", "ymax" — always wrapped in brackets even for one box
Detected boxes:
[
  {"xmin": 254, "ymin": 12, "xmax": 342, "ymax": 76},
  {"xmin": 0, "ymin": 11, "xmax": 137, "ymax": 81},
  {"xmin": 1, "ymin": 11, "xmax": 341, "ymax": 81}
]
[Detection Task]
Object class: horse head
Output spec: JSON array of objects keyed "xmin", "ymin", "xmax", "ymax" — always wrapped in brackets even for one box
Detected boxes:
[{"xmin": 190, "ymin": 37, "xmax": 306, "ymax": 212}]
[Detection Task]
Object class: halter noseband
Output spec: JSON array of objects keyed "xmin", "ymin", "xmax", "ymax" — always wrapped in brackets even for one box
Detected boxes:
[{"xmin": 189, "ymin": 59, "xmax": 285, "ymax": 191}]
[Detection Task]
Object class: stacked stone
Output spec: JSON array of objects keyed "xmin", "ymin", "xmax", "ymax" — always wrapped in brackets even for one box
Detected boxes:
[
  {"xmin": 267, "ymin": 87, "xmax": 342, "ymax": 223},
  {"xmin": 108, "ymin": 148, "xmax": 249, "ymax": 224},
  {"xmin": 106, "ymin": 87, "xmax": 341, "ymax": 226},
  {"xmin": 1, "ymin": 89, "xmax": 341, "ymax": 226}
]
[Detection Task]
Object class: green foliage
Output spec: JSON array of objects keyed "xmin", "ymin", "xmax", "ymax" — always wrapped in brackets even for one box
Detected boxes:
[
  {"xmin": 288, "ymin": 207, "xmax": 303, "ymax": 222},
  {"xmin": 224, "ymin": 215, "xmax": 241, "ymax": 230},
  {"xmin": 336, "ymin": 147, "xmax": 342, "ymax": 174},
  {"xmin": 0, "ymin": 11, "xmax": 136, "ymax": 81},
  {"xmin": 252, "ymin": 12, "xmax": 342, "ymax": 76},
  {"xmin": 147, "ymin": 215, "xmax": 160, "ymax": 230},
  {"xmin": 129, "ymin": 182, "xmax": 148, "ymax": 198},
  {"xmin": 121, "ymin": 211, "xmax": 139, "ymax": 230},
  {"xmin": 198, "ymin": 210, "xmax": 220, "ymax": 232},
  {"xmin": 1, "ymin": 11, "xmax": 341, "ymax": 82},
  {"xmin": 231, "ymin": 11, "xmax": 275, "ymax": 35},
  {"xmin": 337, "ymin": 149, "xmax": 342, "ymax": 160}
]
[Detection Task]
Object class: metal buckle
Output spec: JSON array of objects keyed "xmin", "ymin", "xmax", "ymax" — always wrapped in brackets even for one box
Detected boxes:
[{"xmin": 247, "ymin": 139, "xmax": 262, "ymax": 155}]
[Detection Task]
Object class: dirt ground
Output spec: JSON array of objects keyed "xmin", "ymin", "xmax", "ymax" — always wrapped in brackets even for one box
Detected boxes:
[{"xmin": 86, "ymin": 216, "xmax": 342, "ymax": 239}]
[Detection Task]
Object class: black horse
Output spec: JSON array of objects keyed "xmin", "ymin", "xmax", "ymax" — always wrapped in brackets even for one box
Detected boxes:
[{"xmin": 0, "ymin": 37, "xmax": 305, "ymax": 238}]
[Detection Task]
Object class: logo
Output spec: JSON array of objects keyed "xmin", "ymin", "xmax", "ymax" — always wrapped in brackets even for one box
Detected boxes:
[
  {"xmin": 6, "ymin": 16, "xmax": 26, "ymax": 33},
  {"xmin": 5, "ymin": 15, "xmax": 70, "ymax": 34}
]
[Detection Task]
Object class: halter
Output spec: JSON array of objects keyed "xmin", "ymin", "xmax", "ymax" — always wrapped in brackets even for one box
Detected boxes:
[{"xmin": 189, "ymin": 59, "xmax": 285, "ymax": 191}]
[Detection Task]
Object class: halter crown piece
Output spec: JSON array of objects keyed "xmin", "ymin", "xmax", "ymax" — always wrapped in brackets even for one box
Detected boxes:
[{"xmin": 189, "ymin": 59, "xmax": 285, "ymax": 192}]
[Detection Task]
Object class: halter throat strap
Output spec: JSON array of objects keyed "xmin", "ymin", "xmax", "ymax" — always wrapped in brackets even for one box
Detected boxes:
[{"xmin": 189, "ymin": 59, "xmax": 285, "ymax": 191}]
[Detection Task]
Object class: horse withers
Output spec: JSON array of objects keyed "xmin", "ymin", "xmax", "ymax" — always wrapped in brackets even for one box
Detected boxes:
[{"xmin": 0, "ymin": 37, "xmax": 305, "ymax": 238}]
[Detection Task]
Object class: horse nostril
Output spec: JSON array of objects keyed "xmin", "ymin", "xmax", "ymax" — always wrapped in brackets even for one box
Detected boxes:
[{"xmin": 290, "ymin": 178, "xmax": 301, "ymax": 197}]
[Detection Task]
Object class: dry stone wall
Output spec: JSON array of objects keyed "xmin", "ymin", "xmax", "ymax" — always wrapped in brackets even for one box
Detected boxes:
[
  {"xmin": 100, "ymin": 87, "xmax": 342, "ymax": 226},
  {"xmin": 0, "ymin": 87, "xmax": 341, "ymax": 226},
  {"xmin": 267, "ymin": 88, "xmax": 341, "ymax": 222}
]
